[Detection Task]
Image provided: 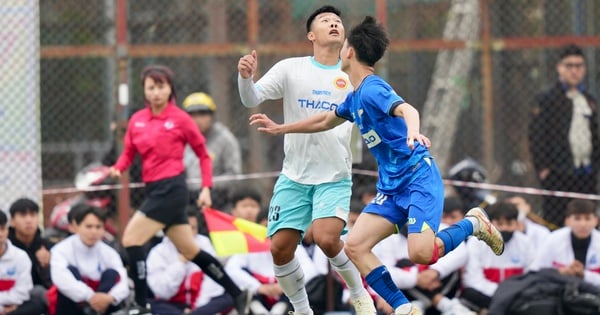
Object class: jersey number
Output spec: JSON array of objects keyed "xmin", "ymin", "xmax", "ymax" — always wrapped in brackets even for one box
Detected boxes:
[
  {"xmin": 372, "ymin": 193, "xmax": 388, "ymax": 205},
  {"xmin": 269, "ymin": 205, "xmax": 281, "ymax": 222}
]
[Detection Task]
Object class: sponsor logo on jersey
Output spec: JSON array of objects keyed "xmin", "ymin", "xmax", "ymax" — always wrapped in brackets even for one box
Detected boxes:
[
  {"xmin": 312, "ymin": 89, "xmax": 332, "ymax": 96},
  {"xmin": 334, "ymin": 77, "xmax": 348, "ymax": 89},
  {"xmin": 134, "ymin": 122, "xmax": 145, "ymax": 128},
  {"xmin": 362, "ymin": 129, "xmax": 382, "ymax": 148},
  {"xmin": 298, "ymin": 99, "xmax": 339, "ymax": 111},
  {"xmin": 164, "ymin": 121, "xmax": 174, "ymax": 129}
]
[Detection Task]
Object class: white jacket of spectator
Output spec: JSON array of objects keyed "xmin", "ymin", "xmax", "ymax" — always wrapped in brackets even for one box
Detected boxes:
[
  {"xmin": 50, "ymin": 234, "xmax": 129, "ymax": 304},
  {"xmin": 302, "ymin": 243, "xmax": 329, "ymax": 276},
  {"xmin": 225, "ymin": 246, "xmax": 318, "ymax": 294},
  {"xmin": 147, "ymin": 235, "xmax": 224, "ymax": 308},
  {"xmin": 463, "ymin": 231, "xmax": 535, "ymax": 297},
  {"xmin": 0, "ymin": 240, "xmax": 32, "ymax": 313},
  {"xmin": 530, "ymin": 227, "xmax": 600, "ymax": 287},
  {"xmin": 522, "ymin": 218, "xmax": 551, "ymax": 249}
]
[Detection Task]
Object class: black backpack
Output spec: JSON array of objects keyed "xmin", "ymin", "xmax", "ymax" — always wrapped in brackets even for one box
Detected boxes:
[{"xmin": 505, "ymin": 271, "xmax": 600, "ymax": 315}]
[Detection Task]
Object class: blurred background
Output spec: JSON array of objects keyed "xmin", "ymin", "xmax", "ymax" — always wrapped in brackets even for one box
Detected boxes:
[{"xmin": 2, "ymin": 0, "xmax": 600, "ymax": 233}]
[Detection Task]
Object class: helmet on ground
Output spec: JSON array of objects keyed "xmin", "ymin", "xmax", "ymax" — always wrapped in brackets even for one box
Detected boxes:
[{"xmin": 182, "ymin": 92, "xmax": 216, "ymax": 113}]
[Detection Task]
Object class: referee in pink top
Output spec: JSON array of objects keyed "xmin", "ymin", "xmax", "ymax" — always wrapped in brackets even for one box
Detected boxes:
[{"xmin": 110, "ymin": 65, "xmax": 250, "ymax": 315}]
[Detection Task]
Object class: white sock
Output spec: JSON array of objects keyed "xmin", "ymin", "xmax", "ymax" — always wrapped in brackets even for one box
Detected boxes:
[
  {"xmin": 274, "ymin": 257, "xmax": 311, "ymax": 314},
  {"xmin": 466, "ymin": 216, "xmax": 480, "ymax": 231},
  {"xmin": 329, "ymin": 247, "xmax": 368, "ymax": 299}
]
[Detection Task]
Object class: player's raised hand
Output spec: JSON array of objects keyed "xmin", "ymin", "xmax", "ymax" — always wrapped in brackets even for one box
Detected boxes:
[
  {"xmin": 249, "ymin": 113, "xmax": 284, "ymax": 135},
  {"xmin": 238, "ymin": 50, "xmax": 258, "ymax": 79}
]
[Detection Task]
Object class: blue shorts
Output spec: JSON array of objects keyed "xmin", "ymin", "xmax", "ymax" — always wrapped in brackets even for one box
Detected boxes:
[
  {"xmin": 266, "ymin": 174, "xmax": 351, "ymax": 238},
  {"xmin": 363, "ymin": 157, "xmax": 443, "ymax": 234}
]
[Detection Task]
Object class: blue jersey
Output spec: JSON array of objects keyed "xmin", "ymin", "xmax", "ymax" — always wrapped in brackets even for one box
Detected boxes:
[{"xmin": 336, "ymin": 75, "xmax": 430, "ymax": 194}]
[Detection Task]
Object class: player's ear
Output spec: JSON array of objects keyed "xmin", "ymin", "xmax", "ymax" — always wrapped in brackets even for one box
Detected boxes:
[
  {"xmin": 345, "ymin": 46, "xmax": 354, "ymax": 60},
  {"xmin": 307, "ymin": 31, "xmax": 316, "ymax": 42}
]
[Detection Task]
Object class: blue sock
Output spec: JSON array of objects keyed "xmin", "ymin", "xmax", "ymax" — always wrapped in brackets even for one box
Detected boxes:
[
  {"xmin": 365, "ymin": 265, "xmax": 408, "ymax": 309},
  {"xmin": 436, "ymin": 219, "xmax": 474, "ymax": 253}
]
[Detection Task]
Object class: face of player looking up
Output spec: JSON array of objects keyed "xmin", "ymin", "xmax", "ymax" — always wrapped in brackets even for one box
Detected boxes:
[{"xmin": 308, "ymin": 12, "xmax": 345, "ymax": 48}]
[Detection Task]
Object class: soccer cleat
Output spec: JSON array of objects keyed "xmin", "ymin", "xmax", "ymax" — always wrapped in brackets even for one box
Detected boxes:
[
  {"xmin": 126, "ymin": 303, "xmax": 152, "ymax": 315},
  {"xmin": 466, "ymin": 207, "xmax": 505, "ymax": 255},
  {"xmin": 351, "ymin": 293, "xmax": 377, "ymax": 315},
  {"xmin": 234, "ymin": 289, "xmax": 253, "ymax": 315},
  {"xmin": 394, "ymin": 304, "xmax": 423, "ymax": 315}
]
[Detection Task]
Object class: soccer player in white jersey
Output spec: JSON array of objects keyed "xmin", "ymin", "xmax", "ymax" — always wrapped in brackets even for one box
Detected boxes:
[{"xmin": 237, "ymin": 5, "xmax": 376, "ymax": 315}]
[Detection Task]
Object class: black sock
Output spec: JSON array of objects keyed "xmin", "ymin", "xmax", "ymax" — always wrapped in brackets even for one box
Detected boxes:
[
  {"xmin": 192, "ymin": 250, "xmax": 241, "ymax": 297},
  {"xmin": 126, "ymin": 246, "xmax": 148, "ymax": 306}
]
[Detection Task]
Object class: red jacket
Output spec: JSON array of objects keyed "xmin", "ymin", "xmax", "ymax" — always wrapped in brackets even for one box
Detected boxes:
[{"xmin": 114, "ymin": 102, "xmax": 212, "ymax": 186}]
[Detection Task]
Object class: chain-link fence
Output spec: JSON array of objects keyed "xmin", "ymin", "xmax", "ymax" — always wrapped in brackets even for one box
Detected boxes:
[{"xmin": 3, "ymin": 0, "xmax": 600, "ymax": 231}]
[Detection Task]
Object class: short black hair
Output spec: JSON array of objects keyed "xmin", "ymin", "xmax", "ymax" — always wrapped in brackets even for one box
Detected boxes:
[
  {"xmin": 229, "ymin": 187, "xmax": 262, "ymax": 207},
  {"xmin": 0, "ymin": 211, "xmax": 7, "ymax": 227},
  {"xmin": 68, "ymin": 203, "xmax": 86, "ymax": 224},
  {"xmin": 559, "ymin": 44, "xmax": 585, "ymax": 61},
  {"xmin": 443, "ymin": 196, "xmax": 464, "ymax": 214},
  {"xmin": 347, "ymin": 16, "xmax": 389, "ymax": 67},
  {"xmin": 306, "ymin": 5, "xmax": 341, "ymax": 33},
  {"xmin": 487, "ymin": 201, "xmax": 518, "ymax": 222},
  {"xmin": 71, "ymin": 204, "xmax": 106, "ymax": 225},
  {"xmin": 9, "ymin": 198, "xmax": 39, "ymax": 217},
  {"xmin": 566, "ymin": 199, "xmax": 596, "ymax": 217}
]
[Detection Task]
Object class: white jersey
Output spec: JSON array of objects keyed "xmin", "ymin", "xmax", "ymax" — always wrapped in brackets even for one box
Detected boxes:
[
  {"xmin": 0, "ymin": 240, "xmax": 32, "ymax": 313},
  {"xmin": 146, "ymin": 235, "xmax": 225, "ymax": 309},
  {"xmin": 50, "ymin": 234, "xmax": 129, "ymax": 304},
  {"xmin": 239, "ymin": 56, "xmax": 353, "ymax": 184},
  {"xmin": 463, "ymin": 231, "xmax": 535, "ymax": 297},
  {"xmin": 530, "ymin": 227, "xmax": 600, "ymax": 287}
]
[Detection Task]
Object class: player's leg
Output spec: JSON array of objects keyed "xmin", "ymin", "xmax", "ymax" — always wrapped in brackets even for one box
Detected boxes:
[
  {"xmin": 312, "ymin": 179, "xmax": 376, "ymax": 314},
  {"xmin": 345, "ymin": 210, "xmax": 414, "ymax": 314},
  {"xmin": 408, "ymin": 158, "xmax": 503, "ymax": 264},
  {"xmin": 121, "ymin": 212, "xmax": 165, "ymax": 311},
  {"xmin": 267, "ymin": 175, "xmax": 314, "ymax": 315}
]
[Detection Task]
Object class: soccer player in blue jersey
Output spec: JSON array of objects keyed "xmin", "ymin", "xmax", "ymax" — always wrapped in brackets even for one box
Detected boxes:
[{"xmin": 249, "ymin": 16, "xmax": 504, "ymax": 315}]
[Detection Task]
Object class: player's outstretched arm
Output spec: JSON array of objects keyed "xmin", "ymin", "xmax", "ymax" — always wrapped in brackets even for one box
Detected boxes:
[
  {"xmin": 249, "ymin": 111, "xmax": 345, "ymax": 135},
  {"xmin": 392, "ymin": 102, "xmax": 431, "ymax": 149}
]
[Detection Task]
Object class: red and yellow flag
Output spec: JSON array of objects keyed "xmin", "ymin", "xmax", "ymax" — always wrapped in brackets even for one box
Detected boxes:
[{"xmin": 203, "ymin": 208, "xmax": 270, "ymax": 256}]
